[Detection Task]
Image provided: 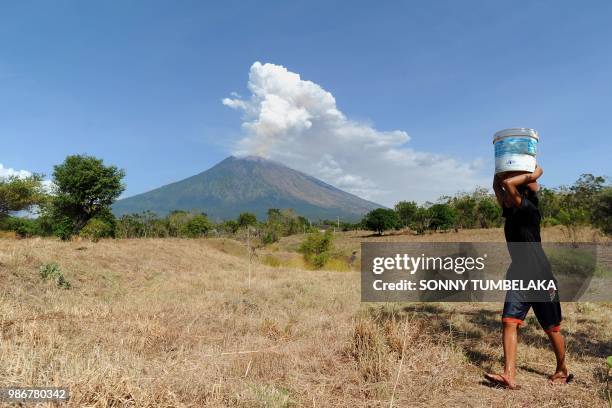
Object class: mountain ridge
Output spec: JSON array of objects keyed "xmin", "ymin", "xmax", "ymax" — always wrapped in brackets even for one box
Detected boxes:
[{"xmin": 112, "ymin": 155, "xmax": 383, "ymax": 221}]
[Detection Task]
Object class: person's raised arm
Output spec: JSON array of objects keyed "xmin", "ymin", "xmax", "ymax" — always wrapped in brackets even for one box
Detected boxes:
[
  {"xmin": 493, "ymin": 174, "xmax": 505, "ymax": 207},
  {"xmin": 501, "ymin": 166, "xmax": 543, "ymax": 207}
]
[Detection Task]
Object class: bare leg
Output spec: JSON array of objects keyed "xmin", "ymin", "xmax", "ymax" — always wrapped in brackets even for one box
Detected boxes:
[
  {"xmin": 485, "ymin": 321, "xmax": 521, "ymax": 388},
  {"xmin": 547, "ymin": 330, "xmax": 568, "ymax": 382},
  {"xmin": 502, "ymin": 322, "xmax": 519, "ymax": 385}
]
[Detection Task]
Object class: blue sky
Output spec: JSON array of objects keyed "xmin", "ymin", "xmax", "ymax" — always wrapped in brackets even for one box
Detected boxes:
[{"xmin": 1, "ymin": 0, "xmax": 611, "ymax": 205}]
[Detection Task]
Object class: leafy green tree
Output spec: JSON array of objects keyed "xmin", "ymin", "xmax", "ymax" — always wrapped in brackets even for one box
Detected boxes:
[
  {"xmin": 476, "ymin": 197, "xmax": 502, "ymax": 228},
  {"xmin": 412, "ymin": 207, "xmax": 432, "ymax": 234},
  {"xmin": 394, "ymin": 201, "xmax": 418, "ymax": 228},
  {"xmin": 429, "ymin": 203, "xmax": 457, "ymax": 231},
  {"xmin": 570, "ymin": 174, "xmax": 606, "ymax": 213},
  {"xmin": 0, "ymin": 175, "xmax": 46, "ymax": 219},
  {"xmin": 593, "ymin": 187, "xmax": 612, "ymax": 236},
  {"xmin": 267, "ymin": 208, "xmax": 282, "ymax": 222},
  {"xmin": 557, "ymin": 207, "xmax": 589, "ymax": 245},
  {"xmin": 450, "ymin": 194, "xmax": 477, "ymax": 229},
  {"xmin": 363, "ymin": 208, "xmax": 399, "ymax": 235},
  {"xmin": 222, "ymin": 219, "xmax": 240, "ymax": 234},
  {"xmin": 50, "ymin": 155, "xmax": 125, "ymax": 238},
  {"xmin": 237, "ymin": 212, "xmax": 257, "ymax": 228}
]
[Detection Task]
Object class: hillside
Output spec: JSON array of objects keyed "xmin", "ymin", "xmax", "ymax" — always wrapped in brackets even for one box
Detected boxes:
[
  {"xmin": 112, "ymin": 156, "xmax": 383, "ymax": 221},
  {"xmin": 0, "ymin": 229, "xmax": 610, "ymax": 406}
]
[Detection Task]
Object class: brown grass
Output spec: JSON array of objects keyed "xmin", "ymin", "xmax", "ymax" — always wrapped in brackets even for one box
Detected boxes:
[{"xmin": 0, "ymin": 228, "xmax": 610, "ymax": 407}]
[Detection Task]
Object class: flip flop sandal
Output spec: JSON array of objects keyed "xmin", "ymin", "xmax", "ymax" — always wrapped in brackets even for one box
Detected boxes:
[
  {"xmin": 484, "ymin": 373, "xmax": 522, "ymax": 390},
  {"xmin": 549, "ymin": 373, "xmax": 574, "ymax": 384}
]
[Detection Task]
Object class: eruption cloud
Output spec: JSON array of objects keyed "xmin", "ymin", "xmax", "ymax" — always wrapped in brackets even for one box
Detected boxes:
[{"xmin": 223, "ymin": 62, "xmax": 486, "ymax": 205}]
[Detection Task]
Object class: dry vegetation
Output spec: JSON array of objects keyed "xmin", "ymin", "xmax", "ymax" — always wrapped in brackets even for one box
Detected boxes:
[{"xmin": 0, "ymin": 227, "xmax": 610, "ymax": 407}]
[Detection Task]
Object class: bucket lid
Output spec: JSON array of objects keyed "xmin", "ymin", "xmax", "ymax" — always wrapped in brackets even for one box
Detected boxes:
[{"xmin": 493, "ymin": 128, "xmax": 539, "ymax": 143}]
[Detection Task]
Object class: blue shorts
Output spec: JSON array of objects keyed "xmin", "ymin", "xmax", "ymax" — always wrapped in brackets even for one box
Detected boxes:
[{"xmin": 502, "ymin": 289, "xmax": 562, "ymax": 333}]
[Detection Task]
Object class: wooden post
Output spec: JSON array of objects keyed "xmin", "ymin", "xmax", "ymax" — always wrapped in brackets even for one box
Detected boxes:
[{"xmin": 247, "ymin": 227, "xmax": 251, "ymax": 289}]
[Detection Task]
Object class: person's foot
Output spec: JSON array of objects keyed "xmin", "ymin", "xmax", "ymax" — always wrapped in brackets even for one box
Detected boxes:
[
  {"xmin": 484, "ymin": 372, "xmax": 521, "ymax": 390},
  {"xmin": 549, "ymin": 367, "xmax": 573, "ymax": 384}
]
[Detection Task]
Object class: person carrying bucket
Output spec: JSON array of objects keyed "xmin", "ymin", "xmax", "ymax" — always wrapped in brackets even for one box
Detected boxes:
[{"xmin": 484, "ymin": 128, "xmax": 573, "ymax": 389}]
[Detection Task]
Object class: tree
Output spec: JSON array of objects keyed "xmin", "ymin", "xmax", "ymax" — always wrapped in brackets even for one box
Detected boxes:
[
  {"xmin": 222, "ymin": 219, "xmax": 240, "ymax": 234},
  {"xmin": 237, "ymin": 212, "xmax": 257, "ymax": 228},
  {"xmin": 50, "ymin": 155, "xmax": 125, "ymax": 238},
  {"xmin": 429, "ymin": 203, "xmax": 457, "ymax": 231},
  {"xmin": 0, "ymin": 175, "xmax": 46, "ymax": 219},
  {"xmin": 450, "ymin": 194, "xmax": 477, "ymax": 229},
  {"xmin": 267, "ymin": 208, "xmax": 282, "ymax": 222},
  {"xmin": 394, "ymin": 201, "xmax": 418, "ymax": 228},
  {"xmin": 476, "ymin": 198, "xmax": 502, "ymax": 228},
  {"xmin": 363, "ymin": 208, "xmax": 399, "ymax": 235},
  {"xmin": 593, "ymin": 187, "xmax": 612, "ymax": 236},
  {"xmin": 557, "ymin": 207, "xmax": 589, "ymax": 246},
  {"xmin": 570, "ymin": 174, "xmax": 606, "ymax": 212},
  {"xmin": 538, "ymin": 186, "xmax": 563, "ymax": 223},
  {"xmin": 412, "ymin": 207, "xmax": 432, "ymax": 234}
]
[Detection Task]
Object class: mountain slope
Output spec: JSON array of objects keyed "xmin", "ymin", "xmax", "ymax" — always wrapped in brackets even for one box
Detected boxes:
[{"xmin": 112, "ymin": 156, "xmax": 383, "ymax": 221}]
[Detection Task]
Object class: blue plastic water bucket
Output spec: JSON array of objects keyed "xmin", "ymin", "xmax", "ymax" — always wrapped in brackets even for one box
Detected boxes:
[{"xmin": 493, "ymin": 128, "xmax": 539, "ymax": 174}]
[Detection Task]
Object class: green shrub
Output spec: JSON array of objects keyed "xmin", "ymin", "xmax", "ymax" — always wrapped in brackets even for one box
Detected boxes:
[
  {"xmin": 182, "ymin": 214, "xmax": 211, "ymax": 238},
  {"xmin": 300, "ymin": 230, "xmax": 333, "ymax": 269},
  {"xmin": 53, "ymin": 215, "xmax": 76, "ymax": 241},
  {"xmin": 39, "ymin": 263, "xmax": 71, "ymax": 289},
  {"xmin": 237, "ymin": 212, "xmax": 257, "ymax": 227},
  {"xmin": 262, "ymin": 225, "xmax": 281, "ymax": 245},
  {"xmin": 542, "ymin": 217, "xmax": 560, "ymax": 227},
  {"xmin": 80, "ymin": 218, "xmax": 114, "ymax": 242}
]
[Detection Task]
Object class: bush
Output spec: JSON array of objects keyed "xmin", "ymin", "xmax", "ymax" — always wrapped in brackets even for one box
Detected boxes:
[
  {"xmin": 80, "ymin": 218, "xmax": 114, "ymax": 242},
  {"xmin": 182, "ymin": 214, "xmax": 211, "ymax": 238},
  {"xmin": 39, "ymin": 263, "xmax": 71, "ymax": 289},
  {"xmin": 262, "ymin": 227, "xmax": 280, "ymax": 245},
  {"xmin": 9, "ymin": 218, "xmax": 38, "ymax": 238},
  {"xmin": 53, "ymin": 215, "xmax": 76, "ymax": 241},
  {"xmin": 542, "ymin": 217, "xmax": 560, "ymax": 227},
  {"xmin": 237, "ymin": 212, "xmax": 257, "ymax": 227},
  {"xmin": 300, "ymin": 230, "xmax": 333, "ymax": 269}
]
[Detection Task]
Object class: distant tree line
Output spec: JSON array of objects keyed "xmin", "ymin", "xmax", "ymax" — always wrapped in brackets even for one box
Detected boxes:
[
  {"xmin": 360, "ymin": 174, "xmax": 611, "ymax": 237},
  {"xmin": 0, "ymin": 153, "xmax": 610, "ymax": 241}
]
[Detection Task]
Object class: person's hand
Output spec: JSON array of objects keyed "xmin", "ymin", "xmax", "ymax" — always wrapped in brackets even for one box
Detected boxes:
[{"xmin": 527, "ymin": 165, "xmax": 543, "ymax": 183}]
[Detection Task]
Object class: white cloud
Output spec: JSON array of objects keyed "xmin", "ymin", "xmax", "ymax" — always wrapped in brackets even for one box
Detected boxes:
[
  {"xmin": 0, "ymin": 163, "xmax": 32, "ymax": 179},
  {"xmin": 224, "ymin": 62, "xmax": 487, "ymax": 206},
  {"xmin": 0, "ymin": 163, "xmax": 54, "ymax": 192}
]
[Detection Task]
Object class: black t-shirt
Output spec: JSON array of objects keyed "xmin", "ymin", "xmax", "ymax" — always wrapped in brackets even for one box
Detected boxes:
[
  {"xmin": 503, "ymin": 185, "xmax": 541, "ymax": 243},
  {"xmin": 502, "ymin": 186, "xmax": 554, "ymax": 286}
]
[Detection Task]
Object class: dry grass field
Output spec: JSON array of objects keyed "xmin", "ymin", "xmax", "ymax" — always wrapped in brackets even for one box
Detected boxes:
[{"xmin": 0, "ymin": 227, "xmax": 610, "ymax": 407}]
